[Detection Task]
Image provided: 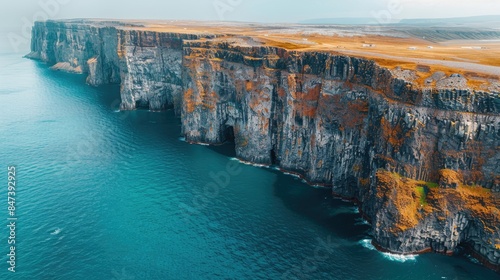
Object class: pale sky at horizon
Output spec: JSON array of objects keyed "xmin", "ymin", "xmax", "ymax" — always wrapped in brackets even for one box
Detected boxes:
[{"xmin": 1, "ymin": 0, "xmax": 500, "ymax": 53}]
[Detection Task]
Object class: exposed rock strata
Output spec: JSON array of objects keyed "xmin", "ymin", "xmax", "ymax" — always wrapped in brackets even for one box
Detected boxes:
[{"xmin": 27, "ymin": 20, "xmax": 500, "ymax": 271}]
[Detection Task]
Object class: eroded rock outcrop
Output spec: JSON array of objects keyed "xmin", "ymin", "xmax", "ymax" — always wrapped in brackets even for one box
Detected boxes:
[{"xmin": 27, "ymin": 20, "xmax": 500, "ymax": 271}]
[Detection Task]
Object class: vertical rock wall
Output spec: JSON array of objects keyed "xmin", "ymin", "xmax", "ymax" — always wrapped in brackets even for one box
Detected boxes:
[{"xmin": 28, "ymin": 20, "xmax": 500, "ymax": 270}]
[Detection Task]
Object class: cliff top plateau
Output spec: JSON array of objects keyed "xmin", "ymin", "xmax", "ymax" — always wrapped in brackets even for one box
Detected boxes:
[{"xmin": 48, "ymin": 19, "xmax": 500, "ymax": 89}]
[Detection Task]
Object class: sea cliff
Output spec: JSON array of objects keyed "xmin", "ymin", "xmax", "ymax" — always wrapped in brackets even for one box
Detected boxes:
[{"xmin": 27, "ymin": 19, "xmax": 500, "ymax": 271}]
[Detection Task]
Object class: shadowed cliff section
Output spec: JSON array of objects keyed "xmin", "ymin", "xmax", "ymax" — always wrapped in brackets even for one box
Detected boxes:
[{"xmin": 26, "ymin": 19, "xmax": 500, "ymax": 271}]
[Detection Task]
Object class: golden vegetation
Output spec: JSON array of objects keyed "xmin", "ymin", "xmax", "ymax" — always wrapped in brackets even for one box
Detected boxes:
[
  {"xmin": 292, "ymin": 84, "xmax": 322, "ymax": 118},
  {"xmin": 184, "ymin": 88, "xmax": 196, "ymax": 113},
  {"xmin": 359, "ymin": 178, "xmax": 370, "ymax": 187},
  {"xmin": 115, "ymin": 20, "xmax": 500, "ymax": 88},
  {"xmin": 317, "ymin": 91, "xmax": 368, "ymax": 130},
  {"xmin": 380, "ymin": 117, "xmax": 418, "ymax": 152},
  {"xmin": 201, "ymin": 91, "xmax": 218, "ymax": 111},
  {"xmin": 376, "ymin": 169, "xmax": 500, "ymax": 234},
  {"xmin": 453, "ymin": 184, "xmax": 498, "ymax": 233},
  {"xmin": 376, "ymin": 170, "xmax": 426, "ymax": 232},
  {"xmin": 361, "ymin": 56, "xmax": 498, "ymax": 90},
  {"xmin": 245, "ymin": 80, "xmax": 253, "ymax": 91},
  {"xmin": 439, "ymin": 169, "xmax": 463, "ymax": 188},
  {"xmin": 277, "ymin": 87, "xmax": 286, "ymax": 98}
]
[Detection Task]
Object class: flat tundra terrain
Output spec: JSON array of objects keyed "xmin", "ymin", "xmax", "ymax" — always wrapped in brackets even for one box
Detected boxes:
[
  {"xmin": 84, "ymin": 20, "xmax": 500, "ymax": 82},
  {"xmin": 70, "ymin": 19, "xmax": 500, "ymax": 89}
]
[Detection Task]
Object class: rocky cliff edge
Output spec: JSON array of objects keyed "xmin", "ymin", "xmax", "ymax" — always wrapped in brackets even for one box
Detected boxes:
[{"xmin": 27, "ymin": 19, "xmax": 500, "ymax": 271}]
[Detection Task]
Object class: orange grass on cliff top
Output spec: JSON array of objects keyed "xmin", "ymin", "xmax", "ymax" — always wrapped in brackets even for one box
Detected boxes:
[
  {"xmin": 377, "ymin": 170, "xmax": 500, "ymax": 233},
  {"xmin": 106, "ymin": 20, "xmax": 500, "ymax": 78},
  {"xmin": 75, "ymin": 19, "xmax": 500, "ymax": 88},
  {"xmin": 259, "ymin": 33, "xmax": 500, "ymax": 66}
]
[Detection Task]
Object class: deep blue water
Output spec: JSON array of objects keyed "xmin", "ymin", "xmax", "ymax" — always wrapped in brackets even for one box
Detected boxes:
[{"xmin": 0, "ymin": 53, "xmax": 498, "ymax": 279}]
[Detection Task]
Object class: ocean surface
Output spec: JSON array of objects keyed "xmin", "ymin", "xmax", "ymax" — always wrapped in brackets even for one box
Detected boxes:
[{"xmin": 0, "ymin": 53, "xmax": 498, "ymax": 279}]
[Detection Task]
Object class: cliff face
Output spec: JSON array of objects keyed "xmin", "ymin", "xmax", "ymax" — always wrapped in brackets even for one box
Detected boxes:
[
  {"xmin": 117, "ymin": 30, "xmax": 209, "ymax": 112},
  {"xmin": 28, "ymin": 21, "xmax": 121, "ymax": 85},
  {"xmin": 27, "ymin": 20, "xmax": 500, "ymax": 270},
  {"xmin": 27, "ymin": 20, "xmax": 209, "ymax": 111}
]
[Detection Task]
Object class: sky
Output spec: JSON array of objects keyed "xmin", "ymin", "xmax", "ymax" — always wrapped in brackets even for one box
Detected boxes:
[{"xmin": 1, "ymin": 0, "xmax": 500, "ymax": 53}]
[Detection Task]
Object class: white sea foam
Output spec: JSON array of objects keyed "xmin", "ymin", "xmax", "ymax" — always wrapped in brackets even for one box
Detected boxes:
[
  {"xmin": 383, "ymin": 252, "xmax": 417, "ymax": 262},
  {"xmin": 282, "ymin": 171, "xmax": 301, "ymax": 179},
  {"xmin": 247, "ymin": 162, "xmax": 267, "ymax": 167},
  {"xmin": 360, "ymin": 239, "xmax": 376, "ymax": 250},
  {"xmin": 230, "ymin": 157, "xmax": 268, "ymax": 168},
  {"xmin": 359, "ymin": 239, "xmax": 418, "ymax": 263},
  {"xmin": 50, "ymin": 228, "xmax": 62, "ymax": 235},
  {"xmin": 354, "ymin": 218, "xmax": 370, "ymax": 226},
  {"xmin": 179, "ymin": 138, "xmax": 210, "ymax": 145}
]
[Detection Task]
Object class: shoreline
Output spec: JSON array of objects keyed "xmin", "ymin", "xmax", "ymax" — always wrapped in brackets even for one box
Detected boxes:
[
  {"xmin": 179, "ymin": 140, "xmax": 500, "ymax": 273},
  {"xmin": 25, "ymin": 20, "xmax": 500, "ymax": 271}
]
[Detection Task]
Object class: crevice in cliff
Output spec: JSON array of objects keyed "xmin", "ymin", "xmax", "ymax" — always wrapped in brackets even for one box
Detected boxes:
[
  {"xmin": 223, "ymin": 125, "xmax": 235, "ymax": 143},
  {"xmin": 135, "ymin": 100, "xmax": 150, "ymax": 110},
  {"xmin": 270, "ymin": 149, "xmax": 279, "ymax": 166}
]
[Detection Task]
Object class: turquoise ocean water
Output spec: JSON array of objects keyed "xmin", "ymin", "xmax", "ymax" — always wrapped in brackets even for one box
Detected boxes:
[{"xmin": 0, "ymin": 54, "xmax": 498, "ymax": 279}]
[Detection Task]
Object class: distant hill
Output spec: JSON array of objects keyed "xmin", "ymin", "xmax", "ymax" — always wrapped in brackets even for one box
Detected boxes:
[
  {"xmin": 399, "ymin": 15, "xmax": 500, "ymax": 28},
  {"xmin": 299, "ymin": 18, "xmax": 386, "ymax": 25},
  {"xmin": 300, "ymin": 15, "xmax": 500, "ymax": 29}
]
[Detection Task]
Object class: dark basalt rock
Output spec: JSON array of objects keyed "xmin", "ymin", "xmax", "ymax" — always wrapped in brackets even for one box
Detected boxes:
[{"xmin": 28, "ymin": 20, "xmax": 500, "ymax": 271}]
